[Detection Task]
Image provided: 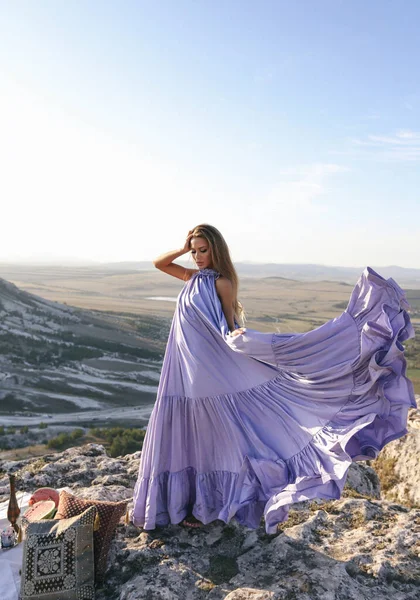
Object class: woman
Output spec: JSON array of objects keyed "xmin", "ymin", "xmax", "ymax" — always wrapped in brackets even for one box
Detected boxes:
[{"xmin": 131, "ymin": 223, "xmax": 416, "ymax": 532}]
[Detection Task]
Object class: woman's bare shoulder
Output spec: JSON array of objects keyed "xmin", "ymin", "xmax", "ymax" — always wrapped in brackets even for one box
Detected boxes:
[
  {"xmin": 216, "ymin": 272, "xmax": 232, "ymax": 281},
  {"xmin": 215, "ymin": 276, "xmax": 233, "ymax": 291}
]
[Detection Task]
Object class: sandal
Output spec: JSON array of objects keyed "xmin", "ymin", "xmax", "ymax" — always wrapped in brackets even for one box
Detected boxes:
[{"xmin": 181, "ymin": 515, "xmax": 203, "ymax": 528}]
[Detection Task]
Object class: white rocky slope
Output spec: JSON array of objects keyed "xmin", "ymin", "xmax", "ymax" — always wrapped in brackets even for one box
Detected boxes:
[{"xmin": 0, "ymin": 277, "xmax": 164, "ymax": 425}]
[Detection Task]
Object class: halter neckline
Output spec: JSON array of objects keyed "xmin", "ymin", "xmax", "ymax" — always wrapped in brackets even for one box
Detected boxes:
[{"xmin": 196, "ymin": 268, "xmax": 220, "ymax": 278}]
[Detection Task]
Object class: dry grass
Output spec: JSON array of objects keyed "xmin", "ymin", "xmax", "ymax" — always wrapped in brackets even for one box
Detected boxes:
[
  {"xmin": 371, "ymin": 456, "xmax": 399, "ymax": 493},
  {"xmin": 277, "ymin": 509, "xmax": 310, "ymax": 531},
  {"xmin": 0, "ymin": 444, "xmax": 50, "ymax": 462},
  {"xmin": 407, "ymin": 368, "xmax": 420, "ymax": 395}
]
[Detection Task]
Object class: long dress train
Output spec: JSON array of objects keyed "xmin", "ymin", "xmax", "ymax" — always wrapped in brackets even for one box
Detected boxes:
[{"xmin": 130, "ymin": 266, "xmax": 416, "ymax": 534}]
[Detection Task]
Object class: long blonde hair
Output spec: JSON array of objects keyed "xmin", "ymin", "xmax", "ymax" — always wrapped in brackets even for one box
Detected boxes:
[{"xmin": 187, "ymin": 223, "xmax": 247, "ymax": 326}]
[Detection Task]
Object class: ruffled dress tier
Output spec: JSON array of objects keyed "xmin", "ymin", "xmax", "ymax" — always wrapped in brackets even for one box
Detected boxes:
[{"xmin": 131, "ymin": 266, "xmax": 416, "ymax": 534}]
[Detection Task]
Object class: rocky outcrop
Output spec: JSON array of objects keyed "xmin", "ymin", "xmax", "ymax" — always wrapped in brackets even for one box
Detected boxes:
[
  {"xmin": 106, "ymin": 497, "xmax": 419, "ymax": 600},
  {"xmin": 371, "ymin": 396, "xmax": 420, "ymax": 507},
  {"xmin": 0, "ymin": 444, "xmax": 140, "ymax": 503},
  {"xmin": 1, "ymin": 438, "xmax": 419, "ymax": 599}
]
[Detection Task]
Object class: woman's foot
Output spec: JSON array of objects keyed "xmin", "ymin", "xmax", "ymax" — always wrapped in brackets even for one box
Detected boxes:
[{"xmin": 181, "ymin": 515, "xmax": 203, "ymax": 528}]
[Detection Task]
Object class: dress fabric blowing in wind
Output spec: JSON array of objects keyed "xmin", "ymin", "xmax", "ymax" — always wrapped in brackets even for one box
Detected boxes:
[{"xmin": 131, "ymin": 266, "xmax": 416, "ymax": 533}]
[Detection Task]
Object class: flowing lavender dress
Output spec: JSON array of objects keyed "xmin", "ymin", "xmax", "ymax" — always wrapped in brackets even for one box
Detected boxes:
[{"xmin": 131, "ymin": 266, "xmax": 415, "ymax": 533}]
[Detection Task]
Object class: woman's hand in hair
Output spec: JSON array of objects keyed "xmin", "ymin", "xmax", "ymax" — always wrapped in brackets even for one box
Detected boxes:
[{"xmin": 183, "ymin": 230, "xmax": 195, "ymax": 253}]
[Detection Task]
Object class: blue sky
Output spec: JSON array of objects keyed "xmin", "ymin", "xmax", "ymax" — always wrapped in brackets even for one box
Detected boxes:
[{"xmin": 0, "ymin": 0, "xmax": 419, "ymax": 268}]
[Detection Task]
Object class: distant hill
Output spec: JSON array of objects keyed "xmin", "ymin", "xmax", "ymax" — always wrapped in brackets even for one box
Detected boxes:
[
  {"xmin": 1, "ymin": 261, "xmax": 419, "ymax": 288},
  {"xmin": 237, "ymin": 262, "xmax": 420, "ymax": 284},
  {"xmin": 98, "ymin": 261, "xmax": 420, "ymax": 288}
]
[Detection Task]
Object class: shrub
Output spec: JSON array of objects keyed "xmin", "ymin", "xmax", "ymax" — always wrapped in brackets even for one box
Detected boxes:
[
  {"xmin": 70, "ymin": 428, "xmax": 84, "ymax": 440},
  {"xmin": 47, "ymin": 432, "xmax": 71, "ymax": 449},
  {"xmin": 47, "ymin": 429, "xmax": 85, "ymax": 450},
  {"xmin": 89, "ymin": 426, "xmax": 146, "ymax": 458}
]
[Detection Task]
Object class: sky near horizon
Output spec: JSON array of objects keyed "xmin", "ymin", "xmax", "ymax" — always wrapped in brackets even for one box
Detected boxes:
[{"xmin": 0, "ymin": 1, "xmax": 419, "ymax": 268}]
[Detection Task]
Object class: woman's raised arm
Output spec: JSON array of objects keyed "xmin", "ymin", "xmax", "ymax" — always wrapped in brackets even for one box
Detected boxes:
[{"xmin": 153, "ymin": 230, "xmax": 199, "ymax": 281}]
